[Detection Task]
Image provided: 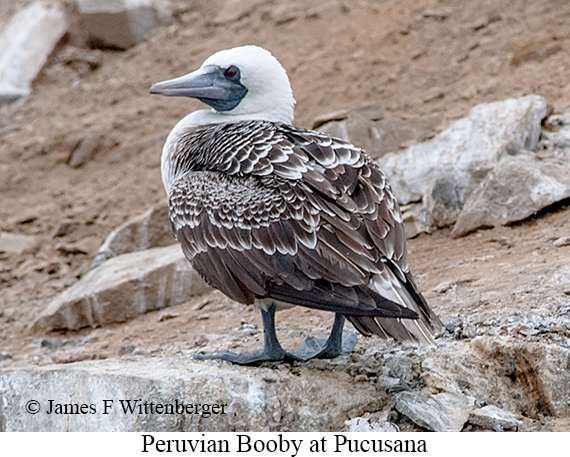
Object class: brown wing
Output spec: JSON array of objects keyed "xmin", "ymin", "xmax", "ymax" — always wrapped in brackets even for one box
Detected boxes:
[
  {"xmin": 168, "ymin": 121, "xmax": 442, "ymax": 343},
  {"xmin": 169, "ymin": 170, "xmax": 416, "ymax": 319}
]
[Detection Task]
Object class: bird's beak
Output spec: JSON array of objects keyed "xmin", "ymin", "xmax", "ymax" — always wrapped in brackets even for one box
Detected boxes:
[
  {"xmin": 149, "ymin": 65, "xmax": 225, "ymax": 99},
  {"xmin": 150, "ymin": 65, "xmax": 247, "ymax": 112}
]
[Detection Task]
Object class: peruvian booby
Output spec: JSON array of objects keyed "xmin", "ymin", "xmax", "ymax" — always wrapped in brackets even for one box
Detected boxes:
[{"xmin": 150, "ymin": 45, "xmax": 442, "ymax": 365}]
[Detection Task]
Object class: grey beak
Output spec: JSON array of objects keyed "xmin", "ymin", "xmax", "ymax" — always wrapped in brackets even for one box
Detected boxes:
[
  {"xmin": 150, "ymin": 66, "xmax": 224, "ymax": 99},
  {"xmin": 149, "ymin": 65, "xmax": 247, "ymax": 112}
]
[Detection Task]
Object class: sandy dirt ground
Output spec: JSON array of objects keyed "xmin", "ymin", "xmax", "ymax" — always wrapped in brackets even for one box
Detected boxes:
[{"xmin": 1, "ymin": 0, "xmax": 569, "ymax": 430}]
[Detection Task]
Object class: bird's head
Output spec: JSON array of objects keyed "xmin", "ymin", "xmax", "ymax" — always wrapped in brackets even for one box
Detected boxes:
[{"xmin": 150, "ymin": 45, "xmax": 295, "ymax": 124}]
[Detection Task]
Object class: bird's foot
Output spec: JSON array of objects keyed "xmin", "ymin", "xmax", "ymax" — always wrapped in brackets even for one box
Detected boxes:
[
  {"xmin": 194, "ymin": 348, "xmax": 302, "ymax": 366},
  {"xmin": 290, "ymin": 332, "xmax": 357, "ymax": 361}
]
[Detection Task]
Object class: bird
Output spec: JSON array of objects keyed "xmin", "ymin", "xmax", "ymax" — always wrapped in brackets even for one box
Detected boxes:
[{"xmin": 149, "ymin": 45, "xmax": 442, "ymax": 365}]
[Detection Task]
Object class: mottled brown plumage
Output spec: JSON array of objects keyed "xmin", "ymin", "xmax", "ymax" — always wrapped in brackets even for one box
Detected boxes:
[{"xmin": 167, "ymin": 121, "xmax": 441, "ymax": 345}]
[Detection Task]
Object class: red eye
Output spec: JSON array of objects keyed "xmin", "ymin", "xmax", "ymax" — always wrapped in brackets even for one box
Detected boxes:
[{"xmin": 225, "ymin": 66, "xmax": 239, "ymax": 80}]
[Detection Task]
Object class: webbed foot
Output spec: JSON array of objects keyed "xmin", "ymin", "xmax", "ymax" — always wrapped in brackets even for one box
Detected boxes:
[
  {"xmin": 194, "ymin": 347, "xmax": 301, "ymax": 366},
  {"xmin": 290, "ymin": 332, "xmax": 357, "ymax": 361}
]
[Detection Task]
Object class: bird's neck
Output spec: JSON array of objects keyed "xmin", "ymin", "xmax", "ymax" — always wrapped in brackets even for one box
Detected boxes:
[{"xmin": 179, "ymin": 105, "xmax": 294, "ymax": 127}]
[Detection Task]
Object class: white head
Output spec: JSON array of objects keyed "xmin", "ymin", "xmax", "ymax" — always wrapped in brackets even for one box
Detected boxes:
[{"xmin": 150, "ymin": 45, "xmax": 296, "ymax": 125}]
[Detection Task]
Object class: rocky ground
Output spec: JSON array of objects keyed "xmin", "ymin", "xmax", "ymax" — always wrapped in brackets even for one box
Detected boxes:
[{"xmin": 1, "ymin": 0, "xmax": 570, "ymax": 432}]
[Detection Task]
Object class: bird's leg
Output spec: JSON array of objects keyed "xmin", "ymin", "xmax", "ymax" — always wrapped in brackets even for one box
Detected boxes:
[
  {"xmin": 194, "ymin": 304, "xmax": 300, "ymax": 365},
  {"xmin": 290, "ymin": 313, "xmax": 357, "ymax": 361}
]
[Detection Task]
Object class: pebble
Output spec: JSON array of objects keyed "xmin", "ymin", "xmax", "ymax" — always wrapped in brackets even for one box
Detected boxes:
[
  {"xmin": 553, "ymin": 236, "xmax": 570, "ymax": 247},
  {"xmin": 40, "ymin": 338, "xmax": 63, "ymax": 349},
  {"xmin": 119, "ymin": 345, "xmax": 136, "ymax": 355},
  {"xmin": 56, "ymin": 242, "xmax": 89, "ymax": 256},
  {"xmin": 67, "ymin": 133, "xmax": 105, "ymax": 168},
  {"xmin": 433, "ymin": 281, "xmax": 454, "ymax": 294},
  {"xmin": 490, "ymin": 237, "xmax": 513, "ymax": 249},
  {"xmin": 444, "ymin": 315, "xmax": 465, "ymax": 338},
  {"xmin": 51, "ymin": 221, "xmax": 80, "ymax": 238},
  {"xmin": 422, "ymin": 8, "xmax": 452, "ymax": 20},
  {"xmin": 158, "ymin": 312, "xmax": 180, "ymax": 322},
  {"xmin": 345, "ymin": 414, "xmax": 399, "ymax": 432}
]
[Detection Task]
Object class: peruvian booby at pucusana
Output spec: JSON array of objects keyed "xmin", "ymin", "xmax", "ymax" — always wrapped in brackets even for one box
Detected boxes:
[{"xmin": 150, "ymin": 45, "xmax": 442, "ymax": 365}]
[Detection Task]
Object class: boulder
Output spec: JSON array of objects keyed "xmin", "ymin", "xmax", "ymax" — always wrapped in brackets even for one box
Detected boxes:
[
  {"xmin": 468, "ymin": 405, "xmax": 523, "ymax": 431},
  {"xmin": 0, "ymin": 355, "xmax": 381, "ymax": 432},
  {"xmin": 0, "ymin": 2, "xmax": 67, "ymax": 105},
  {"xmin": 377, "ymin": 95, "xmax": 547, "ymax": 205},
  {"xmin": 452, "ymin": 152, "xmax": 570, "ymax": 237},
  {"xmin": 92, "ymin": 199, "xmax": 172, "ymax": 267},
  {"xmin": 30, "ymin": 244, "xmax": 209, "ymax": 332},
  {"xmin": 369, "ymin": 95, "xmax": 570, "ymax": 236},
  {"xmin": 76, "ymin": 0, "xmax": 170, "ymax": 50},
  {"xmin": 394, "ymin": 391, "xmax": 475, "ymax": 431},
  {"xmin": 1, "ymin": 335, "xmax": 569, "ymax": 431}
]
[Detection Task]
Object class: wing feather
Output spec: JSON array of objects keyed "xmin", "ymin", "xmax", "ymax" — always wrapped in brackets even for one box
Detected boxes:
[{"xmin": 167, "ymin": 121, "xmax": 442, "ymax": 344}]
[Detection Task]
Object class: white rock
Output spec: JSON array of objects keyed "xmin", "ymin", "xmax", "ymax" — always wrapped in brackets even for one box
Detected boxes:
[
  {"xmin": 378, "ymin": 95, "xmax": 547, "ymax": 205},
  {"xmin": 345, "ymin": 413, "xmax": 399, "ymax": 432},
  {"xmin": 394, "ymin": 391, "xmax": 475, "ymax": 431},
  {"xmin": 30, "ymin": 244, "xmax": 209, "ymax": 332},
  {"xmin": 0, "ymin": 2, "xmax": 67, "ymax": 105},
  {"xmin": 2, "ymin": 336, "xmax": 568, "ymax": 431},
  {"xmin": 76, "ymin": 0, "xmax": 170, "ymax": 50},
  {"xmin": 92, "ymin": 199, "xmax": 172, "ymax": 267},
  {"xmin": 553, "ymin": 236, "xmax": 570, "ymax": 247},
  {"xmin": 452, "ymin": 152, "xmax": 570, "ymax": 237},
  {"xmin": 468, "ymin": 405, "xmax": 522, "ymax": 431},
  {"xmin": 0, "ymin": 356, "xmax": 380, "ymax": 431}
]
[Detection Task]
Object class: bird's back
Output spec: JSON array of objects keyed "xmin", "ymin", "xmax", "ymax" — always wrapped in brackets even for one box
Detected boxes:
[{"xmin": 166, "ymin": 120, "xmax": 442, "ymax": 345}]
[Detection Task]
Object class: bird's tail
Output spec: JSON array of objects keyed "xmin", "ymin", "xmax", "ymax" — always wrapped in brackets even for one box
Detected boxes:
[{"xmin": 346, "ymin": 267, "xmax": 443, "ymax": 346}]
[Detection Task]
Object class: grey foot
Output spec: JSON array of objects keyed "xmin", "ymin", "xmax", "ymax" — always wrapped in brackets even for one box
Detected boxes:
[
  {"xmin": 194, "ymin": 348, "xmax": 301, "ymax": 366},
  {"xmin": 290, "ymin": 332, "xmax": 357, "ymax": 361}
]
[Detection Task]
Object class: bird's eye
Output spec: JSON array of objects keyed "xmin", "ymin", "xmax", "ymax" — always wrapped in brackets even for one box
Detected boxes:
[{"xmin": 224, "ymin": 65, "xmax": 239, "ymax": 80}]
